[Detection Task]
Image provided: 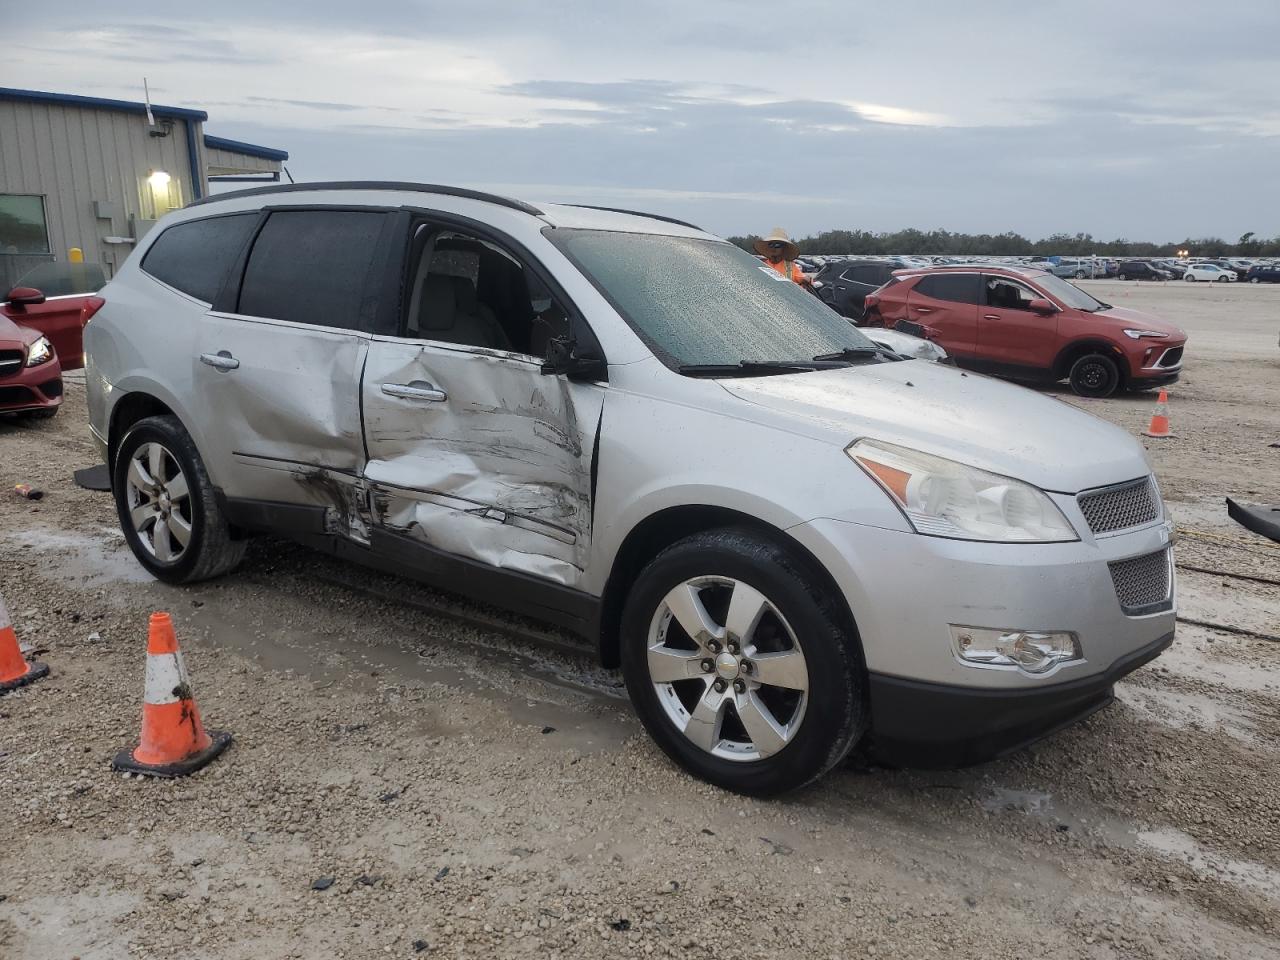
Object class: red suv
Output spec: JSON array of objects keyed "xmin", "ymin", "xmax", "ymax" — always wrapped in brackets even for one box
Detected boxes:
[{"xmin": 864, "ymin": 266, "xmax": 1186, "ymax": 397}]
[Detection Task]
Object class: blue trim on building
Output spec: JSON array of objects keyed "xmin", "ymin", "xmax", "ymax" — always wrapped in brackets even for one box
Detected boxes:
[
  {"xmin": 202, "ymin": 135, "xmax": 290, "ymax": 162},
  {"xmin": 0, "ymin": 86, "xmax": 208, "ymax": 121}
]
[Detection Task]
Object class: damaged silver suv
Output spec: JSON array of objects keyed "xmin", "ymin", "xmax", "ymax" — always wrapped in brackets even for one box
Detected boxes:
[{"xmin": 86, "ymin": 183, "xmax": 1176, "ymax": 795}]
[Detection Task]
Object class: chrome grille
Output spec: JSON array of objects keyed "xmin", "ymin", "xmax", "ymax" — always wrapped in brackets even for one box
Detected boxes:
[
  {"xmin": 1078, "ymin": 478, "xmax": 1159, "ymax": 534},
  {"xmin": 1109, "ymin": 549, "xmax": 1172, "ymax": 614}
]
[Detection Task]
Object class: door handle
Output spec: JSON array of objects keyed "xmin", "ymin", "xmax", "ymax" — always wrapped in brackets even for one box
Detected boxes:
[
  {"xmin": 382, "ymin": 380, "xmax": 447, "ymax": 403},
  {"xmin": 913, "ymin": 306, "xmax": 932, "ymax": 314},
  {"xmin": 199, "ymin": 350, "xmax": 239, "ymax": 371},
  {"xmin": 983, "ymin": 314, "xmax": 1001, "ymax": 321}
]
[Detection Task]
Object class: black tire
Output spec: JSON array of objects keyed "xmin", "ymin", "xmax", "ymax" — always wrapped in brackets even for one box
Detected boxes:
[
  {"xmin": 1184, "ymin": 274, "xmax": 1196, "ymax": 282},
  {"xmin": 112, "ymin": 414, "xmax": 246, "ymax": 584},
  {"xmin": 1117, "ymin": 273, "xmax": 1128, "ymax": 281},
  {"xmin": 1069, "ymin": 353, "xmax": 1122, "ymax": 398},
  {"xmin": 1215, "ymin": 275, "xmax": 1228, "ymax": 282},
  {"xmin": 620, "ymin": 527, "xmax": 866, "ymax": 796},
  {"xmin": 1074, "ymin": 271, "xmax": 1087, "ymax": 279},
  {"xmin": 1250, "ymin": 277, "xmax": 1260, "ymax": 283}
]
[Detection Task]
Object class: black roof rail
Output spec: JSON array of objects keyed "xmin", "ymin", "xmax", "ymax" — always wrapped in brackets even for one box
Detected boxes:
[
  {"xmin": 559, "ymin": 204, "xmax": 702, "ymax": 231},
  {"xmin": 188, "ymin": 181, "xmax": 542, "ymax": 215}
]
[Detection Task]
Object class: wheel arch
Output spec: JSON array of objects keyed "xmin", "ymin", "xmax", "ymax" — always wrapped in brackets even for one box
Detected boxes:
[
  {"xmin": 106, "ymin": 391, "xmax": 182, "ymax": 470},
  {"xmin": 596, "ymin": 504, "xmax": 862, "ymax": 669},
  {"xmin": 1052, "ymin": 338, "xmax": 1130, "ymax": 382}
]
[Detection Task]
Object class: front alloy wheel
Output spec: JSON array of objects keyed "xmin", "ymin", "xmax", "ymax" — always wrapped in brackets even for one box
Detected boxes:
[
  {"xmin": 647, "ymin": 576, "xmax": 808, "ymax": 761},
  {"xmin": 124, "ymin": 442, "xmax": 193, "ymax": 563},
  {"xmin": 620, "ymin": 528, "xmax": 866, "ymax": 795}
]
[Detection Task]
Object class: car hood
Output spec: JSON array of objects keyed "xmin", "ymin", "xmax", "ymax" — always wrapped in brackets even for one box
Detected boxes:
[
  {"xmin": 719, "ymin": 360, "xmax": 1149, "ymax": 494},
  {"xmin": 1091, "ymin": 305, "xmax": 1186, "ymax": 340},
  {"xmin": 0, "ymin": 312, "xmax": 41, "ymax": 348}
]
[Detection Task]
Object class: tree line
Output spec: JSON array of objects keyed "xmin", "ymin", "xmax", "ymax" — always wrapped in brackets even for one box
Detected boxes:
[{"xmin": 726, "ymin": 229, "xmax": 1280, "ymax": 258}]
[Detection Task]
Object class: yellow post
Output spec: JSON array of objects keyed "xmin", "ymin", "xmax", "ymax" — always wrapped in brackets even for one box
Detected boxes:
[{"xmin": 68, "ymin": 247, "xmax": 84, "ymax": 263}]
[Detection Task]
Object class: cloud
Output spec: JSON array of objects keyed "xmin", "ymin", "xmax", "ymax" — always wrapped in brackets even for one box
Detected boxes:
[{"xmin": 5, "ymin": 1, "xmax": 1278, "ymax": 240}]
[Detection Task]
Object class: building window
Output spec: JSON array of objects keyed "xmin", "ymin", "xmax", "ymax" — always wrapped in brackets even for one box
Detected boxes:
[
  {"xmin": 140, "ymin": 171, "xmax": 184, "ymax": 220},
  {"xmin": 0, "ymin": 195, "xmax": 51, "ymax": 255}
]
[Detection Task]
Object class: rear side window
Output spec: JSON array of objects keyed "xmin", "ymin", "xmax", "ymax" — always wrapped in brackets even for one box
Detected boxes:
[
  {"xmin": 914, "ymin": 273, "xmax": 981, "ymax": 304},
  {"xmin": 238, "ymin": 210, "xmax": 386, "ymax": 330},
  {"xmin": 141, "ymin": 214, "xmax": 258, "ymax": 302}
]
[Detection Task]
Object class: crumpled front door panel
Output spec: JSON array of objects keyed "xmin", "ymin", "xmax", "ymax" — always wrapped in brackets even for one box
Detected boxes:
[{"xmin": 361, "ymin": 340, "xmax": 604, "ymax": 587}]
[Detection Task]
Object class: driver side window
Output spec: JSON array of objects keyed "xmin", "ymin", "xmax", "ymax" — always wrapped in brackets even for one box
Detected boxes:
[
  {"xmin": 985, "ymin": 277, "xmax": 1038, "ymax": 311},
  {"xmin": 401, "ymin": 224, "xmax": 572, "ymax": 359}
]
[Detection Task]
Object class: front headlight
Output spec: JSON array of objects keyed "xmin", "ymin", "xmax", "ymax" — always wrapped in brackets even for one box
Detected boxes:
[
  {"xmin": 848, "ymin": 439, "xmax": 1078, "ymax": 542},
  {"xmin": 25, "ymin": 336, "xmax": 53, "ymax": 366},
  {"xmin": 1123, "ymin": 329, "xmax": 1169, "ymax": 340}
]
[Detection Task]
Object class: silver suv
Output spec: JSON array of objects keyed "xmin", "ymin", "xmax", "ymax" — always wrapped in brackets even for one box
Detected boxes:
[{"xmin": 85, "ymin": 183, "xmax": 1176, "ymax": 795}]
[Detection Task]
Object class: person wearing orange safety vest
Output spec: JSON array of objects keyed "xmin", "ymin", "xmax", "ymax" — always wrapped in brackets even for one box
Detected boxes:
[{"xmin": 754, "ymin": 228, "xmax": 811, "ymax": 286}]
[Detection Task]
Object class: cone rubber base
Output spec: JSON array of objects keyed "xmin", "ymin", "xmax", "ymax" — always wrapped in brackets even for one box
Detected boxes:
[
  {"xmin": 112, "ymin": 729, "xmax": 232, "ymax": 778},
  {"xmin": 1143, "ymin": 430, "xmax": 1174, "ymax": 438},
  {"xmin": 0, "ymin": 660, "xmax": 50, "ymax": 694}
]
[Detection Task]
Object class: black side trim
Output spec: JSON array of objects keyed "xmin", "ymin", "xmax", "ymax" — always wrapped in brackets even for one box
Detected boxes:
[
  {"xmin": 217, "ymin": 495, "xmax": 601, "ymax": 638},
  {"xmin": 187, "ymin": 181, "xmax": 543, "ymax": 215},
  {"xmin": 364, "ymin": 529, "xmax": 599, "ymax": 634},
  {"xmin": 866, "ymin": 630, "xmax": 1174, "ymax": 768},
  {"xmin": 221, "ymin": 496, "xmax": 327, "ymax": 536}
]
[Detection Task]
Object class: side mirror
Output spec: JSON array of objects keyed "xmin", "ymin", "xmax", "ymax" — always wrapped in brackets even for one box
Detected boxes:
[
  {"xmin": 1028, "ymin": 298, "xmax": 1057, "ymax": 315},
  {"xmin": 5, "ymin": 286, "xmax": 46, "ymax": 310},
  {"xmin": 541, "ymin": 336, "xmax": 608, "ymax": 382}
]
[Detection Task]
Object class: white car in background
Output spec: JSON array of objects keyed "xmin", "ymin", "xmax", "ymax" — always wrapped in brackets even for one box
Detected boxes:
[{"xmin": 1183, "ymin": 263, "xmax": 1236, "ymax": 282}]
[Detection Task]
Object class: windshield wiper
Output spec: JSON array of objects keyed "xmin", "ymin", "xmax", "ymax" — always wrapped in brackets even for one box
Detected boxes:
[
  {"xmin": 678, "ymin": 360, "xmax": 824, "ymax": 377},
  {"xmin": 811, "ymin": 346, "xmax": 895, "ymax": 363}
]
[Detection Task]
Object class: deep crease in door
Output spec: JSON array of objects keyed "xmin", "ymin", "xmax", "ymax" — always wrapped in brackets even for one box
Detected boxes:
[{"xmin": 362, "ymin": 344, "xmax": 603, "ymax": 587}]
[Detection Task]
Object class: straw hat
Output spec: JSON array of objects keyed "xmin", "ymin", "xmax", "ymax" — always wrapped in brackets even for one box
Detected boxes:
[{"xmin": 754, "ymin": 227, "xmax": 799, "ymax": 260}]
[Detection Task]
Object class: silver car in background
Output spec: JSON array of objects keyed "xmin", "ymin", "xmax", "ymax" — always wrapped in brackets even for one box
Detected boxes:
[{"xmin": 84, "ymin": 183, "xmax": 1175, "ymax": 795}]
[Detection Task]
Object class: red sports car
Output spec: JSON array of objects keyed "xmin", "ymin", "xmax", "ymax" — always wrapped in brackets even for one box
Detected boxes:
[
  {"xmin": 0, "ymin": 306, "xmax": 62, "ymax": 419},
  {"xmin": 1, "ymin": 262, "xmax": 107, "ymax": 371}
]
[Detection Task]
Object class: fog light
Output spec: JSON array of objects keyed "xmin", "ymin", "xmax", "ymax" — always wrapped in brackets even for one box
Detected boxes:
[{"xmin": 950, "ymin": 626, "xmax": 1081, "ymax": 675}]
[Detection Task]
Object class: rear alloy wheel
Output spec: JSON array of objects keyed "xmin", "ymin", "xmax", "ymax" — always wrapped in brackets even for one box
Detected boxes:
[
  {"xmin": 1117, "ymin": 273, "xmax": 1128, "ymax": 281},
  {"xmin": 113, "ymin": 415, "xmax": 246, "ymax": 584},
  {"xmin": 1069, "ymin": 352, "xmax": 1121, "ymax": 398},
  {"xmin": 1184, "ymin": 273, "xmax": 1196, "ymax": 281},
  {"xmin": 1250, "ymin": 277, "xmax": 1260, "ymax": 283},
  {"xmin": 621, "ymin": 529, "xmax": 865, "ymax": 795}
]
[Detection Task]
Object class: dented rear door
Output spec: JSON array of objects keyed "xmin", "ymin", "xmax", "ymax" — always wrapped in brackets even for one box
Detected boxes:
[{"xmin": 360, "ymin": 341, "xmax": 605, "ymax": 588}]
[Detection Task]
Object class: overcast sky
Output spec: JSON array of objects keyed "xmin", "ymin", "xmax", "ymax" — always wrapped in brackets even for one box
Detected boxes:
[{"xmin": 5, "ymin": 2, "xmax": 1278, "ymax": 240}]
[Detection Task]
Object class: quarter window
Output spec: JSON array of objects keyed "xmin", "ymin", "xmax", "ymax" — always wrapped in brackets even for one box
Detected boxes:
[
  {"xmin": 238, "ymin": 210, "xmax": 387, "ymax": 330},
  {"xmin": 142, "ymin": 214, "xmax": 258, "ymax": 303},
  {"xmin": 0, "ymin": 194, "xmax": 50, "ymax": 254},
  {"xmin": 914, "ymin": 273, "xmax": 981, "ymax": 304}
]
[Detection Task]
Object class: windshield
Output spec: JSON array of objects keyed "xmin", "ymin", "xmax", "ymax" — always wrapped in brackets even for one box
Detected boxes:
[
  {"xmin": 1032, "ymin": 272, "xmax": 1106, "ymax": 311},
  {"xmin": 549, "ymin": 229, "xmax": 878, "ymax": 368}
]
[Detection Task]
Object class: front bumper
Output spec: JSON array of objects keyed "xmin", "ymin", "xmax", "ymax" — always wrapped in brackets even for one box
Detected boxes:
[
  {"xmin": 0, "ymin": 358, "xmax": 63, "ymax": 414},
  {"xmin": 1131, "ymin": 369, "xmax": 1181, "ymax": 387},
  {"xmin": 787, "ymin": 513, "xmax": 1176, "ymax": 762},
  {"xmin": 866, "ymin": 630, "xmax": 1173, "ymax": 767}
]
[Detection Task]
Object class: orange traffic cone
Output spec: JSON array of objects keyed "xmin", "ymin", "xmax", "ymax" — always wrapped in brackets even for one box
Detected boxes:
[
  {"xmin": 0, "ymin": 591, "xmax": 49, "ymax": 694},
  {"xmin": 112, "ymin": 612, "xmax": 231, "ymax": 778},
  {"xmin": 1143, "ymin": 389, "xmax": 1174, "ymax": 438}
]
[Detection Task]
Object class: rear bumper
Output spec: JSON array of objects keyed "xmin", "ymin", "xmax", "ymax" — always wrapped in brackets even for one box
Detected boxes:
[{"xmin": 867, "ymin": 630, "xmax": 1173, "ymax": 767}]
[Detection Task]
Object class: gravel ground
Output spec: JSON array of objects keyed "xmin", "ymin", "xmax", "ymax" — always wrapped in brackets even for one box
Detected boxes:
[{"xmin": 2, "ymin": 280, "xmax": 1278, "ymax": 960}]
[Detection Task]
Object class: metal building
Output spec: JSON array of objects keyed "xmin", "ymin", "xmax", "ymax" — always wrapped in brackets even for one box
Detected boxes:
[{"xmin": 0, "ymin": 87, "xmax": 288, "ymax": 290}]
